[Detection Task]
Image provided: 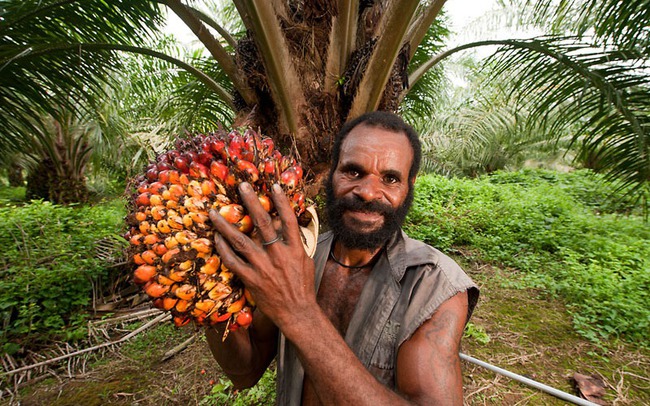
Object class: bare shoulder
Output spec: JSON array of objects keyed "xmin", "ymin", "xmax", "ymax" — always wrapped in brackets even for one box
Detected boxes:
[{"xmin": 395, "ymin": 291, "xmax": 469, "ymax": 405}]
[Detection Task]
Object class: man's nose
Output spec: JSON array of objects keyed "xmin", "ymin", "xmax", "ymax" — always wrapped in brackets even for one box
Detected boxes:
[{"xmin": 353, "ymin": 176, "xmax": 383, "ymax": 201}]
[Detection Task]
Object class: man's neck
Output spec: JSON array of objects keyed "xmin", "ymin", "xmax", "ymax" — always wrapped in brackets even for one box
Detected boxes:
[{"xmin": 331, "ymin": 241, "xmax": 384, "ymax": 269}]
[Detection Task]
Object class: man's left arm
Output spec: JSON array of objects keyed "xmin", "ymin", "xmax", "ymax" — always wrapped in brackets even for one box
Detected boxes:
[{"xmin": 396, "ymin": 291, "xmax": 469, "ymax": 405}]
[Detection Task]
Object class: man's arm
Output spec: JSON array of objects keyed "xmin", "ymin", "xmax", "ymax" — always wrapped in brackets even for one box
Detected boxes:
[
  {"xmin": 210, "ymin": 182, "xmax": 470, "ymax": 404},
  {"xmin": 204, "ymin": 309, "xmax": 278, "ymax": 389},
  {"xmin": 396, "ymin": 291, "xmax": 469, "ymax": 404}
]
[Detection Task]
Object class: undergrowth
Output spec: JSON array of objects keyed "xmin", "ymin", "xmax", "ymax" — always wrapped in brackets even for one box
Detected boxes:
[
  {"xmin": 0, "ymin": 198, "xmax": 126, "ymax": 354},
  {"xmin": 405, "ymin": 169, "xmax": 649, "ymax": 345}
]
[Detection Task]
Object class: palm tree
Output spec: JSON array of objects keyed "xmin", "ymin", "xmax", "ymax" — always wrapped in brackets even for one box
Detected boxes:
[{"xmin": 0, "ymin": 0, "xmax": 647, "ymax": 201}]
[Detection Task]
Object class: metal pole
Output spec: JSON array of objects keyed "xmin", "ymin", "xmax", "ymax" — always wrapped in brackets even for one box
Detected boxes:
[{"xmin": 460, "ymin": 353, "xmax": 599, "ymax": 406}]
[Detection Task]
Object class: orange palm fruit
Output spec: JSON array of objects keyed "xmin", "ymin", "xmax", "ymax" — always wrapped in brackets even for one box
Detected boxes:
[{"xmin": 133, "ymin": 265, "xmax": 157, "ymax": 284}]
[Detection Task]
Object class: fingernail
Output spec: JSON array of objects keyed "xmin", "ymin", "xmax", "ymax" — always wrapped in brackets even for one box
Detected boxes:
[
  {"xmin": 239, "ymin": 182, "xmax": 252, "ymax": 192},
  {"xmin": 272, "ymin": 183, "xmax": 282, "ymax": 194}
]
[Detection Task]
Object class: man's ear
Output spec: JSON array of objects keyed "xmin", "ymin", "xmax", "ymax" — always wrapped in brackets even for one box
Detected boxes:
[{"xmin": 410, "ymin": 176, "xmax": 417, "ymax": 187}]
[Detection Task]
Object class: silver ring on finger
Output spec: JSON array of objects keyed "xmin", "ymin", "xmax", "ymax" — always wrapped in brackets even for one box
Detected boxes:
[{"xmin": 261, "ymin": 234, "xmax": 282, "ymax": 246}]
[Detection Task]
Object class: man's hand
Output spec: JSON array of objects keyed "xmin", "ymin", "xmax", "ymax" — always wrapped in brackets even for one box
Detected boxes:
[{"xmin": 208, "ymin": 182, "xmax": 319, "ymax": 330}]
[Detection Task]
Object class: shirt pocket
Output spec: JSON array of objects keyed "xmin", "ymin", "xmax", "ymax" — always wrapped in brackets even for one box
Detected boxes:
[{"xmin": 368, "ymin": 320, "xmax": 400, "ymax": 387}]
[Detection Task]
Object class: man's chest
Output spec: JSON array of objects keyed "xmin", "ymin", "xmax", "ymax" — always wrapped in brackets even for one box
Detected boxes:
[{"xmin": 316, "ymin": 261, "xmax": 372, "ymax": 336}]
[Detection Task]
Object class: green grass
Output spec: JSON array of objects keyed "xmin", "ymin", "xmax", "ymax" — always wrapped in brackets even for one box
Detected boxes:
[{"xmin": 405, "ymin": 169, "xmax": 649, "ymax": 345}]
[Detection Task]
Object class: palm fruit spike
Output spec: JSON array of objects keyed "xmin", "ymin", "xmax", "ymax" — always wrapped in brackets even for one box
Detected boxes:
[{"xmin": 124, "ymin": 127, "xmax": 316, "ymax": 333}]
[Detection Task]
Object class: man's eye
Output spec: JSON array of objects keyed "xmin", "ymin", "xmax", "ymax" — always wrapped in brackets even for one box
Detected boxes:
[
  {"xmin": 384, "ymin": 175, "xmax": 399, "ymax": 184},
  {"xmin": 348, "ymin": 170, "xmax": 360, "ymax": 178}
]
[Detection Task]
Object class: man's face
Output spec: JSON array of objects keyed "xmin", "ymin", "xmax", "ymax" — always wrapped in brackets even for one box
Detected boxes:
[{"xmin": 326, "ymin": 124, "xmax": 415, "ymax": 251}]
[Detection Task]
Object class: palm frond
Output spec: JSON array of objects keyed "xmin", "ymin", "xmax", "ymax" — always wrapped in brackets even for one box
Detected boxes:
[{"xmin": 488, "ymin": 36, "xmax": 649, "ymax": 196}]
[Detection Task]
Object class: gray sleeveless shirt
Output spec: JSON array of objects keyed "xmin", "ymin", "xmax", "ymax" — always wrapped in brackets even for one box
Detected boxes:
[{"xmin": 276, "ymin": 230, "xmax": 479, "ymax": 405}]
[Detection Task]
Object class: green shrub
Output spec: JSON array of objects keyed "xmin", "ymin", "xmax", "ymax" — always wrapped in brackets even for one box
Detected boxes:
[
  {"xmin": 0, "ymin": 199, "xmax": 126, "ymax": 353},
  {"xmin": 406, "ymin": 169, "xmax": 649, "ymax": 345}
]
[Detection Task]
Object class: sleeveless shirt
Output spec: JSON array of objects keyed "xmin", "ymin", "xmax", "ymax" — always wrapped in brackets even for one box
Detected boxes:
[{"xmin": 276, "ymin": 230, "xmax": 479, "ymax": 405}]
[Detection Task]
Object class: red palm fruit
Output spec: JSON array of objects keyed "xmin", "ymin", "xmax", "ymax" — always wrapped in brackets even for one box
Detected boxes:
[
  {"xmin": 187, "ymin": 180, "xmax": 203, "ymax": 197},
  {"xmin": 191, "ymin": 238, "xmax": 212, "ymax": 254},
  {"xmin": 166, "ymin": 199, "xmax": 180, "ymax": 210},
  {"xmin": 175, "ymin": 230, "xmax": 197, "ymax": 245},
  {"xmin": 184, "ymin": 196, "xmax": 206, "ymax": 212},
  {"xmin": 146, "ymin": 167, "xmax": 158, "ymax": 182},
  {"xmin": 198, "ymin": 151, "xmax": 213, "ymax": 166},
  {"xmin": 179, "ymin": 173, "xmax": 190, "ymax": 185},
  {"xmin": 236, "ymin": 215, "xmax": 254, "ymax": 234},
  {"xmin": 186, "ymin": 151, "xmax": 199, "ymax": 163},
  {"xmin": 261, "ymin": 158, "xmax": 276, "ymax": 175},
  {"xmin": 227, "ymin": 295, "xmax": 246, "ymax": 313},
  {"xmin": 189, "ymin": 212, "xmax": 209, "ymax": 225},
  {"xmin": 293, "ymin": 165, "xmax": 304, "ymax": 180},
  {"xmin": 141, "ymin": 250, "xmax": 158, "ymax": 265},
  {"xmin": 162, "ymin": 297, "xmax": 178, "ymax": 311},
  {"xmin": 129, "ymin": 233, "xmax": 144, "ymax": 246},
  {"xmin": 138, "ymin": 221, "xmax": 151, "ymax": 235},
  {"xmin": 137, "ymin": 182, "xmax": 149, "ymax": 194},
  {"xmin": 168, "ymin": 216, "xmax": 184, "ymax": 230},
  {"xmin": 158, "ymin": 170, "xmax": 171, "ymax": 184},
  {"xmin": 178, "ymin": 260, "xmax": 193, "ymax": 272},
  {"xmin": 209, "ymin": 311, "xmax": 231, "ymax": 324},
  {"xmin": 150, "ymin": 206, "xmax": 166, "ymax": 221},
  {"xmin": 219, "ymin": 204, "xmax": 245, "ymax": 224},
  {"xmin": 134, "ymin": 265, "xmax": 157, "ymax": 284},
  {"xmin": 209, "ymin": 160, "xmax": 228, "ymax": 182},
  {"xmin": 145, "ymin": 282, "xmax": 170, "ymax": 298},
  {"xmin": 168, "ymin": 184, "xmax": 184, "ymax": 200},
  {"xmin": 189, "ymin": 161, "xmax": 209, "ymax": 179},
  {"xmin": 182, "ymin": 213, "xmax": 194, "ymax": 228},
  {"xmin": 150, "ymin": 194, "xmax": 163, "ymax": 207},
  {"xmin": 258, "ymin": 194, "xmax": 272, "ymax": 212},
  {"xmin": 225, "ymin": 172, "xmax": 237, "ymax": 187},
  {"xmin": 175, "ymin": 284, "xmax": 197, "ymax": 301},
  {"xmin": 168, "ymin": 268, "xmax": 188, "ymax": 282},
  {"xmin": 164, "ymin": 235, "xmax": 179, "ymax": 249},
  {"xmin": 156, "ymin": 274, "xmax": 175, "ymax": 286},
  {"xmin": 135, "ymin": 192, "xmax": 151, "ymax": 207},
  {"xmin": 135, "ymin": 211, "xmax": 148, "ymax": 222},
  {"xmin": 175, "ymin": 299, "xmax": 191, "ymax": 313},
  {"xmin": 236, "ymin": 159, "xmax": 259, "ymax": 183},
  {"xmin": 200, "ymin": 256, "xmax": 221, "ymax": 275},
  {"xmin": 168, "ymin": 170, "xmax": 181, "ymax": 184},
  {"xmin": 208, "ymin": 283, "xmax": 232, "ymax": 301},
  {"xmin": 280, "ymin": 167, "xmax": 300, "ymax": 190},
  {"xmin": 228, "ymin": 132, "xmax": 244, "ymax": 150},
  {"xmin": 153, "ymin": 243, "xmax": 168, "ymax": 256},
  {"xmin": 280, "ymin": 155, "xmax": 294, "ymax": 172},
  {"xmin": 157, "ymin": 219, "xmax": 172, "ymax": 234},
  {"xmin": 174, "ymin": 155, "xmax": 190, "ymax": 173},
  {"xmin": 133, "ymin": 253, "xmax": 145, "ymax": 265},
  {"xmin": 261, "ymin": 138, "xmax": 274, "ymax": 154},
  {"xmin": 152, "ymin": 298, "xmax": 164, "ymax": 309},
  {"xmin": 195, "ymin": 299, "xmax": 217, "ymax": 313},
  {"xmin": 201, "ymin": 179, "xmax": 217, "ymax": 196},
  {"xmin": 149, "ymin": 182, "xmax": 166, "ymax": 195},
  {"xmin": 162, "ymin": 248, "xmax": 181, "ymax": 264},
  {"xmin": 173, "ymin": 315, "xmax": 190, "ymax": 327},
  {"xmin": 142, "ymin": 234, "xmax": 160, "ymax": 245},
  {"xmin": 236, "ymin": 307, "xmax": 253, "ymax": 327}
]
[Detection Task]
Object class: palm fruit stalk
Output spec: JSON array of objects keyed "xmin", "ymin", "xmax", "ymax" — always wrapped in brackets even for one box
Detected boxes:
[{"xmin": 124, "ymin": 127, "xmax": 309, "ymax": 331}]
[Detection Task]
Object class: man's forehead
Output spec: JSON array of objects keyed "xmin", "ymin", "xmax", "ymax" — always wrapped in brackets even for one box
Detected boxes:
[{"xmin": 341, "ymin": 125, "xmax": 410, "ymax": 154}]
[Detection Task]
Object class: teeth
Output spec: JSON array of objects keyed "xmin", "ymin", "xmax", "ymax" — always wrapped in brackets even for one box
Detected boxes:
[{"xmin": 125, "ymin": 128, "xmax": 308, "ymax": 329}]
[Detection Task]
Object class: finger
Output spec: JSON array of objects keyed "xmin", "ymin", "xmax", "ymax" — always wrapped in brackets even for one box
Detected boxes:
[
  {"xmin": 270, "ymin": 183, "xmax": 301, "ymax": 247},
  {"xmin": 237, "ymin": 182, "xmax": 279, "ymax": 246},
  {"xmin": 209, "ymin": 209, "xmax": 261, "ymax": 263},
  {"xmin": 211, "ymin": 230, "xmax": 254, "ymax": 284}
]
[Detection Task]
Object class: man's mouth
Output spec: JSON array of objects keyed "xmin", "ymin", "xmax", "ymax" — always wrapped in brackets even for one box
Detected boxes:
[{"xmin": 344, "ymin": 209, "xmax": 384, "ymax": 224}]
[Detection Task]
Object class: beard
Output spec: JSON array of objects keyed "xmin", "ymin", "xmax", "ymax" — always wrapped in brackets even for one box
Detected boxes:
[{"xmin": 325, "ymin": 181, "xmax": 414, "ymax": 251}]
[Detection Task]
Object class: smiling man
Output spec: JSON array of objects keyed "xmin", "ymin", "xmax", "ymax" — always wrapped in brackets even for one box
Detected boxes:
[{"xmin": 207, "ymin": 111, "xmax": 479, "ymax": 405}]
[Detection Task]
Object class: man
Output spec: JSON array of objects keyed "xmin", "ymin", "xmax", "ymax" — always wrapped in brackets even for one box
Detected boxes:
[{"xmin": 207, "ymin": 111, "xmax": 479, "ymax": 405}]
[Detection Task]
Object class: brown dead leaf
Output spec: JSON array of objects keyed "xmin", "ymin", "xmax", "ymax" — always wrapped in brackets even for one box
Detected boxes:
[{"xmin": 573, "ymin": 372, "xmax": 607, "ymax": 405}]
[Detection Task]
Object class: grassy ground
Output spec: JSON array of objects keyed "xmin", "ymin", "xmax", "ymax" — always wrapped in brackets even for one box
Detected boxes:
[{"xmin": 8, "ymin": 255, "xmax": 649, "ymax": 405}]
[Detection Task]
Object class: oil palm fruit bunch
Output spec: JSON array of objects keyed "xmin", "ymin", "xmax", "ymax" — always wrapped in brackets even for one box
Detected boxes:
[{"xmin": 124, "ymin": 127, "xmax": 316, "ymax": 330}]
